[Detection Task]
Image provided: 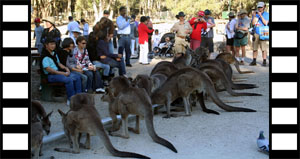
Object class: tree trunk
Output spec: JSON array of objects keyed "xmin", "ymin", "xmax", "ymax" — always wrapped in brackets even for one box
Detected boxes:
[
  {"xmin": 92, "ymin": 0, "xmax": 99, "ymax": 24},
  {"xmin": 67, "ymin": 0, "xmax": 72, "ymax": 16}
]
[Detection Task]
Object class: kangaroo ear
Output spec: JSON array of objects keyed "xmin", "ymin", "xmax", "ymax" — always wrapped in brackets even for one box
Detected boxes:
[
  {"xmin": 57, "ymin": 109, "xmax": 65, "ymax": 117},
  {"xmin": 128, "ymin": 77, "xmax": 133, "ymax": 82},
  {"xmin": 47, "ymin": 110, "xmax": 53, "ymax": 117}
]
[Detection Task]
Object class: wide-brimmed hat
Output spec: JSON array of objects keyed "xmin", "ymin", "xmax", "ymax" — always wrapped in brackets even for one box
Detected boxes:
[
  {"xmin": 198, "ymin": 11, "xmax": 205, "ymax": 17},
  {"xmin": 43, "ymin": 17, "xmax": 55, "ymax": 26},
  {"xmin": 176, "ymin": 12, "xmax": 185, "ymax": 19},
  {"xmin": 238, "ymin": 9, "xmax": 247, "ymax": 15},
  {"xmin": 228, "ymin": 11, "xmax": 235, "ymax": 17},
  {"xmin": 72, "ymin": 27, "xmax": 81, "ymax": 33},
  {"xmin": 257, "ymin": 2, "xmax": 265, "ymax": 8}
]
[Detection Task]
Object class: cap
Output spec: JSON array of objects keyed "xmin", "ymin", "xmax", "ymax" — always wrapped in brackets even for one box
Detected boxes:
[
  {"xmin": 103, "ymin": 10, "xmax": 110, "ymax": 15},
  {"xmin": 204, "ymin": 9, "xmax": 211, "ymax": 15},
  {"xmin": 72, "ymin": 27, "xmax": 81, "ymax": 33},
  {"xmin": 198, "ymin": 11, "xmax": 205, "ymax": 17},
  {"xmin": 238, "ymin": 9, "xmax": 247, "ymax": 15},
  {"xmin": 34, "ymin": 18, "xmax": 41, "ymax": 23},
  {"xmin": 228, "ymin": 12, "xmax": 235, "ymax": 17},
  {"xmin": 257, "ymin": 2, "xmax": 265, "ymax": 8}
]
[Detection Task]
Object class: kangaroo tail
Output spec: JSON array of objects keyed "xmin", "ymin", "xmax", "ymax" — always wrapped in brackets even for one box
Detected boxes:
[
  {"xmin": 145, "ymin": 108, "xmax": 178, "ymax": 153},
  {"xmin": 234, "ymin": 59, "xmax": 255, "ymax": 74},
  {"xmin": 54, "ymin": 148, "xmax": 73, "ymax": 153}
]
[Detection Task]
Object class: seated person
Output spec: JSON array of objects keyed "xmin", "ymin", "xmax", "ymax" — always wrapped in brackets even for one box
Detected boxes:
[
  {"xmin": 154, "ymin": 36, "xmax": 172, "ymax": 55},
  {"xmin": 71, "ymin": 36, "xmax": 105, "ymax": 93},
  {"xmin": 41, "ymin": 38, "xmax": 81, "ymax": 105},
  {"xmin": 96, "ymin": 32, "xmax": 126, "ymax": 76},
  {"xmin": 152, "ymin": 29, "xmax": 161, "ymax": 49}
]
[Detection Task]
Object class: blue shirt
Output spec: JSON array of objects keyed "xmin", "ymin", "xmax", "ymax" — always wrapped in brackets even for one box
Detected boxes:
[
  {"xmin": 42, "ymin": 55, "xmax": 60, "ymax": 74},
  {"xmin": 116, "ymin": 16, "xmax": 131, "ymax": 34},
  {"xmin": 83, "ymin": 23, "xmax": 89, "ymax": 36},
  {"xmin": 34, "ymin": 26, "xmax": 44, "ymax": 46},
  {"xmin": 254, "ymin": 12, "xmax": 269, "ymax": 34},
  {"xmin": 68, "ymin": 21, "xmax": 80, "ymax": 37}
]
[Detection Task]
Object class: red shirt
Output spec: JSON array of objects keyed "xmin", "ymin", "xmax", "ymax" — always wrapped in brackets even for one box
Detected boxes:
[
  {"xmin": 138, "ymin": 23, "xmax": 154, "ymax": 44},
  {"xmin": 189, "ymin": 17, "xmax": 207, "ymax": 41}
]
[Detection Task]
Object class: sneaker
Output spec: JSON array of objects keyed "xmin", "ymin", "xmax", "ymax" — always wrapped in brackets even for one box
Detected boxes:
[
  {"xmin": 66, "ymin": 100, "xmax": 70, "ymax": 106},
  {"xmin": 249, "ymin": 61, "xmax": 257, "ymax": 66},
  {"xmin": 103, "ymin": 80, "xmax": 109, "ymax": 86},
  {"xmin": 96, "ymin": 88, "xmax": 105, "ymax": 93},
  {"xmin": 262, "ymin": 61, "xmax": 267, "ymax": 66},
  {"xmin": 122, "ymin": 74, "xmax": 128, "ymax": 78},
  {"xmin": 239, "ymin": 61, "xmax": 244, "ymax": 65},
  {"xmin": 126, "ymin": 64, "xmax": 132, "ymax": 67}
]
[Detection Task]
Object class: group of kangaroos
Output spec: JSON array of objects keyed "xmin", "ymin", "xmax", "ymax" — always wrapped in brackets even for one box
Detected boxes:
[{"xmin": 32, "ymin": 46, "xmax": 262, "ymax": 159}]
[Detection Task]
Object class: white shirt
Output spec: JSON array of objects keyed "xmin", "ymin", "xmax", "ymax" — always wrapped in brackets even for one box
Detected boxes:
[
  {"xmin": 152, "ymin": 34, "xmax": 161, "ymax": 47},
  {"xmin": 68, "ymin": 21, "xmax": 80, "ymax": 37},
  {"xmin": 83, "ymin": 23, "xmax": 89, "ymax": 36},
  {"xmin": 225, "ymin": 18, "xmax": 237, "ymax": 39},
  {"xmin": 116, "ymin": 16, "xmax": 131, "ymax": 35}
]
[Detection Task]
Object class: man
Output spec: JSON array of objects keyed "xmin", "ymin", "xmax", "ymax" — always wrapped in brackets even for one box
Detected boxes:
[
  {"xmin": 250, "ymin": 1, "xmax": 269, "ymax": 66},
  {"xmin": 234, "ymin": 9, "xmax": 250, "ymax": 65},
  {"xmin": 225, "ymin": 12, "xmax": 237, "ymax": 56},
  {"xmin": 138, "ymin": 16, "xmax": 154, "ymax": 65},
  {"xmin": 66, "ymin": 16, "xmax": 80, "ymax": 38},
  {"xmin": 116, "ymin": 6, "xmax": 132, "ymax": 67},
  {"xmin": 201, "ymin": 9, "xmax": 216, "ymax": 56},
  {"xmin": 41, "ymin": 38, "xmax": 82, "ymax": 105},
  {"xmin": 170, "ymin": 11, "xmax": 193, "ymax": 57},
  {"xmin": 146, "ymin": 16, "xmax": 153, "ymax": 53},
  {"xmin": 130, "ymin": 15, "xmax": 139, "ymax": 58},
  {"xmin": 80, "ymin": 19, "xmax": 89, "ymax": 40},
  {"xmin": 103, "ymin": 10, "xmax": 110, "ymax": 18},
  {"xmin": 33, "ymin": 18, "xmax": 44, "ymax": 54}
]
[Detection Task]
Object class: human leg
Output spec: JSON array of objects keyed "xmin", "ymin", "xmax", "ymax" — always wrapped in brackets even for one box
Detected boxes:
[
  {"xmin": 47, "ymin": 74, "xmax": 75, "ymax": 100},
  {"xmin": 83, "ymin": 70, "xmax": 94, "ymax": 91},
  {"xmin": 124, "ymin": 36, "xmax": 132, "ymax": 65},
  {"xmin": 92, "ymin": 61, "xmax": 110, "ymax": 76}
]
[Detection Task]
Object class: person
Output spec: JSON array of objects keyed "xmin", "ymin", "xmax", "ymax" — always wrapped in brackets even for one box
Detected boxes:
[
  {"xmin": 146, "ymin": 16, "xmax": 153, "ymax": 53},
  {"xmin": 189, "ymin": 11, "xmax": 207, "ymax": 50},
  {"xmin": 57, "ymin": 38, "xmax": 75, "ymax": 67},
  {"xmin": 72, "ymin": 36, "xmax": 105, "ymax": 93},
  {"xmin": 70, "ymin": 27, "xmax": 81, "ymax": 46},
  {"xmin": 116, "ymin": 6, "xmax": 132, "ymax": 67},
  {"xmin": 41, "ymin": 38, "xmax": 81, "ymax": 105},
  {"xmin": 87, "ymin": 32, "xmax": 111, "ymax": 86},
  {"xmin": 138, "ymin": 16, "xmax": 154, "ymax": 65},
  {"xmin": 66, "ymin": 16, "xmax": 80, "ymax": 38},
  {"xmin": 152, "ymin": 29, "xmax": 161, "ymax": 49},
  {"xmin": 154, "ymin": 36, "xmax": 172, "ymax": 57},
  {"xmin": 80, "ymin": 19, "xmax": 89, "ymax": 40},
  {"xmin": 33, "ymin": 18, "xmax": 44, "ymax": 54},
  {"xmin": 134, "ymin": 17, "xmax": 139, "ymax": 52},
  {"xmin": 234, "ymin": 9, "xmax": 250, "ymax": 65},
  {"xmin": 41, "ymin": 17, "xmax": 61, "ymax": 49},
  {"xmin": 170, "ymin": 11, "xmax": 193, "ymax": 57},
  {"xmin": 201, "ymin": 9, "xmax": 216, "ymax": 55},
  {"xmin": 250, "ymin": 1, "xmax": 269, "ymax": 66},
  {"xmin": 130, "ymin": 15, "xmax": 139, "ymax": 58},
  {"xmin": 97, "ymin": 30, "xmax": 126, "ymax": 76},
  {"xmin": 103, "ymin": 10, "xmax": 110, "ymax": 18},
  {"xmin": 225, "ymin": 11, "xmax": 237, "ymax": 56},
  {"xmin": 101, "ymin": 11, "xmax": 115, "ymax": 55}
]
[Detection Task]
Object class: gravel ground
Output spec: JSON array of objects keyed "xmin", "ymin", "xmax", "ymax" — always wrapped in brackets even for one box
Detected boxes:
[{"xmin": 34, "ymin": 23, "xmax": 269, "ymax": 159}]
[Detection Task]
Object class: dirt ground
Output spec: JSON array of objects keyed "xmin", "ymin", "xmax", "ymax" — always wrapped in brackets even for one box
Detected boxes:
[{"xmin": 34, "ymin": 23, "xmax": 269, "ymax": 159}]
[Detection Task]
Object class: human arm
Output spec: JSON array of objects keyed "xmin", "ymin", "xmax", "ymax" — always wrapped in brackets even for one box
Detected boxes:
[
  {"xmin": 66, "ymin": 57, "xmax": 83, "ymax": 73},
  {"xmin": 170, "ymin": 23, "xmax": 178, "ymax": 33},
  {"xmin": 257, "ymin": 12, "xmax": 269, "ymax": 26},
  {"xmin": 116, "ymin": 17, "xmax": 130, "ymax": 30},
  {"xmin": 207, "ymin": 18, "xmax": 216, "ymax": 28}
]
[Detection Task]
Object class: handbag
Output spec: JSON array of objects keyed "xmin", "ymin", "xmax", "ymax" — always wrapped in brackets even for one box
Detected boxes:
[
  {"xmin": 234, "ymin": 31, "xmax": 247, "ymax": 39},
  {"xmin": 258, "ymin": 26, "xmax": 269, "ymax": 40}
]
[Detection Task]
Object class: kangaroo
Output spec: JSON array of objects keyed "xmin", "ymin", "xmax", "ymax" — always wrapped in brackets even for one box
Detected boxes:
[
  {"xmin": 31, "ymin": 100, "xmax": 53, "ymax": 157},
  {"xmin": 132, "ymin": 74, "xmax": 153, "ymax": 95},
  {"xmin": 109, "ymin": 76, "xmax": 132, "ymax": 97},
  {"xmin": 150, "ymin": 61, "xmax": 179, "ymax": 77},
  {"xmin": 54, "ymin": 94, "xmax": 150, "ymax": 159},
  {"xmin": 172, "ymin": 46, "xmax": 193, "ymax": 69},
  {"xmin": 31, "ymin": 121, "xmax": 44, "ymax": 159},
  {"xmin": 150, "ymin": 73, "xmax": 168, "ymax": 92},
  {"xmin": 151, "ymin": 67, "xmax": 256, "ymax": 118},
  {"xmin": 101, "ymin": 86, "xmax": 177, "ymax": 153},
  {"xmin": 216, "ymin": 52, "xmax": 254, "ymax": 74}
]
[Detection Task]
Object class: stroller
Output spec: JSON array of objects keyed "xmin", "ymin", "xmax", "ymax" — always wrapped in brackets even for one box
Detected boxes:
[{"xmin": 151, "ymin": 32, "xmax": 175, "ymax": 59}]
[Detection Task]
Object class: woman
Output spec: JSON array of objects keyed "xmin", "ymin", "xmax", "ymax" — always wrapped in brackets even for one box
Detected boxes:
[
  {"xmin": 189, "ymin": 11, "xmax": 207, "ymax": 50},
  {"xmin": 138, "ymin": 16, "xmax": 154, "ymax": 65},
  {"xmin": 71, "ymin": 36, "xmax": 105, "ymax": 93},
  {"xmin": 41, "ymin": 17, "xmax": 61, "ymax": 49},
  {"xmin": 225, "ymin": 12, "xmax": 237, "ymax": 56}
]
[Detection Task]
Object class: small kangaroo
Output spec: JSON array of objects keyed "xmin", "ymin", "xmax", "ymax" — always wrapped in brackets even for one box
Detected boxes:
[
  {"xmin": 31, "ymin": 100, "xmax": 53, "ymax": 157},
  {"xmin": 151, "ymin": 67, "xmax": 256, "ymax": 118},
  {"xmin": 150, "ymin": 73, "xmax": 168, "ymax": 92},
  {"xmin": 132, "ymin": 74, "xmax": 153, "ymax": 95},
  {"xmin": 216, "ymin": 52, "xmax": 254, "ymax": 74},
  {"xmin": 54, "ymin": 94, "xmax": 150, "ymax": 159},
  {"xmin": 101, "ymin": 87, "xmax": 178, "ymax": 153},
  {"xmin": 172, "ymin": 46, "xmax": 193, "ymax": 69},
  {"xmin": 150, "ymin": 61, "xmax": 179, "ymax": 77}
]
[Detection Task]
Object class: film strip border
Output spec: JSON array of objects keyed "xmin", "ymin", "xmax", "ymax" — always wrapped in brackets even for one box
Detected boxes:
[
  {"xmin": 0, "ymin": 0, "xmax": 31, "ymax": 158},
  {"xmin": 270, "ymin": 0, "xmax": 299, "ymax": 159}
]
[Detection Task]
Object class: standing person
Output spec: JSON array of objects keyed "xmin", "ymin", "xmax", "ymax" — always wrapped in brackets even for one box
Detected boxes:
[
  {"xmin": 116, "ymin": 6, "xmax": 132, "ymax": 67},
  {"xmin": 189, "ymin": 11, "xmax": 207, "ymax": 50},
  {"xmin": 102, "ymin": 10, "xmax": 115, "ymax": 54},
  {"xmin": 66, "ymin": 16, "xmax": 80, "ymax": 38},
  {"xmin": 41, "ymin": 38, "xmax": 81, "ymax": 105},
  {"xmin": 33, "ymin": 18, "xmax": 44, "ymax": 54},
  {"xmin": 41, "ymin": 17, "xmax": 61, "ymax": 49},
  {"xmin": 146, "ymin": 16, "xmax": 153, "ymax": 53},
  {"xmin": 73, "ymin": 36, "xmax": 105, "ymax": 93},
  {"xmin": 250, "ymin": 1, "xmax": 269, "ymax": 66},
  {"xmin": 234, "ymin": 9, "xmax": 250, "ymax": 65},
  {"xmin": 225, "ymin": 11, "xmax": 237, "ymax": 55},
  {"xmin": 103, "ymin": 10, "xmax": 110, "ymax": 18},
  {"xmin": 201, "ymin": 9, "xmax": 216, "ymax": 56},
  {"xmin": 171, "ymin": 11, "xmax": 193, "ymax": 57},
  {"xmin": 138, "ymin": 16, "xmax": 154, "ymax": 65},
  {"xmin": 80, "ymin": 19, "xmax": 89, "ymax": 40},
  {"xmin": 70, "ymin": 27, "xmax": 81, "ymax": 46},
  {"xmin": 130, "ymin": 15, "xmax": 138, "ymax": 58},
  {"xmin": 134, "ymin": 17, "xmax": 139, "ymax": 52}
]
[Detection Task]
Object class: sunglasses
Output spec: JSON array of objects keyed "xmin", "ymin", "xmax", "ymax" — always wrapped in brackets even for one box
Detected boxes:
[{"xmin": 81, "ymin": 43, "xmax": 86, "ymax": 44}]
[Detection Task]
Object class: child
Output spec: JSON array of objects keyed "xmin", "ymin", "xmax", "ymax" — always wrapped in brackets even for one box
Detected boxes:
[
  {"xmin": 152, "ymin": 29, "xmax": 161, "ymax": 49},
  {"xmin": 33, "ymin": 18, "xmax": 44, "ymax": 54}
]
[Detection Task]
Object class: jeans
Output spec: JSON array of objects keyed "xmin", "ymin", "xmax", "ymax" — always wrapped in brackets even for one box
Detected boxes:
[
  {"xmin": 131, "ymin": 39, "xmax": 136, "ymax": 56},
  {"xmin": 47, "ymin": 72, "xmax": 82, "ymax": 100},
  {"xmin": 109, "ymin": 39, "xmax": 114, "ymax": 54},
  {"xmin": 71, "ymin": 71, "xmax": 88, "ymax": 91},
  {"xmin": 103, "ymin": 57, "xmax": 126, "ymax": 76},
  {"xmin": 84, "ymin": 70, "xmax": 103, "ymax": 91},
  {"xmin": 118, "ymin": 36, "xmax": 131, "ymax": 65},
  {"xmin": 92, "ymin": 61, "xmax": 110, "ymax": 76}
]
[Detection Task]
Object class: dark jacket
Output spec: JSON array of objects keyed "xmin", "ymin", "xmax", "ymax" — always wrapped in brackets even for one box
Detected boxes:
[
  {"xmin": 41, "ymin": 28, "xmax": 61, "ymax": 46},
  {"xmin": 57, "ymin": 49, "xmax": 71, "ymax": 66},
  {"xmin": 96, "ymin": 39, "xmax": 118, "ymax": 64}
]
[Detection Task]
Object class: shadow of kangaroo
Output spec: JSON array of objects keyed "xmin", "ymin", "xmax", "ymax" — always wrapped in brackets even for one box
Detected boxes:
[
  {"xmin": 54, "ymin": 93, "xmax": 150, "ymax": 159},
  {"xmin": 151, "ymin": 67, "xmax": 256, "ymax": 117},
  {"xmin": 101, "ymin": 86, "xmax": 177, "ymax": 153},
  {"xmin": 216, "ymin": 52, "xmax": 254, "ymax": 74},
  {"xmin": 31, "ymin": 100, "xmax": 53, "ymax": 158}
]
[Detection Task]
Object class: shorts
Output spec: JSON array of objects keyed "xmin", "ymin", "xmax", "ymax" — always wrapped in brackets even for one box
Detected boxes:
[
  {"xmin": 253, "ymin": 34, "xmax": 267, "ymax": 52},
  {"xmin": 201, "ymin": 37, "xmax": 214, "ymax": 52},
  {"xmin": 174, "ymin": 36, "xmax": 189, "ymax": 54},
  {"xmin": 226, "ymin": 36, "xmax": 234, "ymax": 46},
  {"xmin": 234, "ymin": 35, "xmax": 248, "ymax": 47}
]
